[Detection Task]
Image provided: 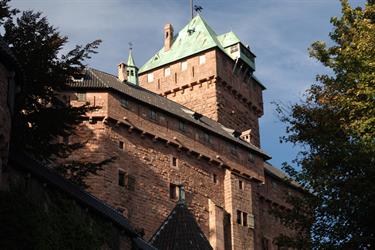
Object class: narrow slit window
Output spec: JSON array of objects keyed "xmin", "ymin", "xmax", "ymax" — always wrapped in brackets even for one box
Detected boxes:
[
  {"xmin": 236, "ymin": 210, "xmax": 242, "ymax": 225},
  {"xmin": 239, "ymin": 180, "xmax": 243, "ymax": 190},
  {"xmin": 170, "ymin": 183, "xmax": 178, "ymax": 199},
  {"xmin": 243, "ymin": 212, "xmax": 248, "ymax": 226},
  {"xmin": 213, "ymin": 174, "xmax": 217, "ymax": 184},
  {"xmin": 118, "ymin": 170, "xmax": 125, "ymax": 187},
  {"xmin": 119, "ymin": 141, "xmax": 124, "ymax": 150},
  {"xmin": 170, "ymin": 156, "xmax": 178, "ymax": 168}
]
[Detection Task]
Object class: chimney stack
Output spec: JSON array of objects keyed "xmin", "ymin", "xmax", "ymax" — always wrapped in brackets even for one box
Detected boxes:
[
  {"xmin": 118, "ymin": 63, "xmax": 127, "ymax": 82},
  {"xmin": 164, "ymin": 24, "xmax": 174, "ymax": 52}
]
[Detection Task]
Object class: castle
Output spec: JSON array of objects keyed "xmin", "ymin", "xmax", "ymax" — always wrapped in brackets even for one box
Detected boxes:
[{"xmin": 63, "ymin": 14, "xmax": 301, "ymax": 250}]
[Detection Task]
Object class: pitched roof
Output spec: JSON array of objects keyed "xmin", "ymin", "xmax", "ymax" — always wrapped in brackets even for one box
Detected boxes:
[
  {"xmin": 9, "ymin": 150, "xmax": 156, "ymax": 250},
  {"xmin": 140, "ymin": 14, "xmax": 231, "ymax": 74},
  {"xmin": 127, "ymin": 49, "xmax": 136, "ymax": 68},
  {"xmin": 149, "ymin": 202, "xmax": 212, "ymax": 250},
  {"xmin": 67, "ymin": 68, "xmax": 271, "ymax": 160}
]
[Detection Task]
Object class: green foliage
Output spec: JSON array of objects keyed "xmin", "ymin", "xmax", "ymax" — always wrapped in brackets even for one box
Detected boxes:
[
  {"xmin": 0, "ymin": 186, "xmax": 112, "ymax": 250},
  {"xmin": 274, "ymin": 1, "xmax": 375, "ymax": 249},
  {"xmin": 3, "ymin": 9, "xmax": 101, "ymax": 160},
  {"xmin": 0, "ymin": 1, "xmax": 113, "ymax": 187}
]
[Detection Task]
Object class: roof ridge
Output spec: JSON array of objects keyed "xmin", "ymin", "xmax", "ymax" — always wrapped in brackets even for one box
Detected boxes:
[{"xmin": 88, "ymin": 68, "xmax": 115, "ymax": 88}]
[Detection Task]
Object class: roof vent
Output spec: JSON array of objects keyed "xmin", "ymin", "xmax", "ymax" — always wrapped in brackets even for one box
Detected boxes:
[
  {"xmin": 240, "ymin": 129, "xmax": 252, "ymax": 144},
  {"xmin": 193, "ymin": 112, "xmax": 203, "ymax": 120},
  {"xmin": 71, "ymin": 75, "xmax": 84, "ymax": 82}
]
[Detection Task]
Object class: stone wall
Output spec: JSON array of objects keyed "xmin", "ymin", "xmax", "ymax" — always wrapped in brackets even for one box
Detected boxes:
[
  {"xmin": 139, "ymin": 49, "xmax": 264, "ymax": 147},
  {"xmin": 62, "ymin": 87, "xmax": 301, "ymax": 249}
]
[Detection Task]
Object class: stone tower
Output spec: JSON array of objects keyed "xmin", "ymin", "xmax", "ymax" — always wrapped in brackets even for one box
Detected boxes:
[{"xmin": 138, "ymin": 15, "xmax": 265, "ymax": 147}]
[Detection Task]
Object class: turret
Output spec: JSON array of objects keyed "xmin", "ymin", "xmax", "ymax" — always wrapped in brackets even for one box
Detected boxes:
[{"xmin": 126, "ymin": 49, "xmax": 138, "ymax": 85}]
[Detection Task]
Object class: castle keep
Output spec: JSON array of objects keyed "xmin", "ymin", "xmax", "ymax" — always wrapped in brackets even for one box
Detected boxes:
[{"xmin": 64, "ymin": 14, "xmax": 301, "ymax": 250}]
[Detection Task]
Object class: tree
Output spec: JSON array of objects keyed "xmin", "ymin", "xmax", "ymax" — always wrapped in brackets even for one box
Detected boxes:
[
  {"xmin": 274, "ymin": 1, "xmax": 375, "ymax": 249},
  {"xmin": 1, "ymin": 0, "xmax": 112, "ymax": 187}
]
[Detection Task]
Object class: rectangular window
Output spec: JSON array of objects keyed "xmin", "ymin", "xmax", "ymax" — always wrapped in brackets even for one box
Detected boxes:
[
  {"xmin": 170, "ymin": 156, "xmax": 178, "ymax": 168},
  {"xmin": 174, "ymin": 73, "xmax": 177, "ymax": 84},
  {"xmin": 239, "ymin": 180, "xmax": 243, "ymax": 190},
  {"xmin": 118, "ymin": 170, "xmax": 125, "ymax": 187},
  {"xmin": 213, "ymin": 174, "xmax": 217, "ymax": 184},
  {"xmin": 230, "ymin": 145, "xmax": 238, "ymax": 156},
  {"xmin": 170, "ymin": 183, "xmax": 178, "ymax": 199},
  {"xmin": 262, "ymin": 237, "xmax": 270, "ymax": 250},
  {"xmin": 248, "ymin": 152, "xmax": 255, "ymax": 162},
  {"xmin": 77, "ymin": 92, "xmax": 86, "ymax": 101},
  {"xmin": 120, "ymin": 98, "xmax": 129, "ymax": 108},
  {"xmin": 243, "ymin": 212, "xmax": 248, "ymax": 226},
  {"xmin": 248, "ymin": 214, "xmax": 255, "ymax": 229},
  {"xmin": 179, "ymin": 121, "xmax": 186, "ymax": 132},
  {"xmin": 199, "ymin": 55, "xmax": 206, "ymax": 65},
  {"xmin": 147, "ymin": 73, "xmax": 154, "ymax": 83},
  {"xmin": 164, "ymin": 67, "xmax": 171, "ymax": 77},
  {"xmin": 181, "ymin": 61, "xmax": 187, "ymax": 71},
  {"xmin": 149, "ymin": 110, "xmax": 158, "ymax": 121},
  {"xmin": 200, "ymin": 132, "xmax": 211, "ymax": 144},
  {"xmin": 236, "ymin": 210, "xmax": 242, "ymax": 225},
  {"xmin": 119, "ymin": 141, "xmax": 124, "ymax": 150},
  {"xmin": 127, "ymin": 175, "xmax": 136, "ymax": 191},
  {"xmin": 192, "ymin": 66, "xmax": 195, "ymax": 77}
]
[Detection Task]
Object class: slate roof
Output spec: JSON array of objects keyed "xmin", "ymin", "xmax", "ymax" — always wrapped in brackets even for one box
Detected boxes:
[
  {"xmin": 149, "ymin": 202, "xmax": 212, "ymax": 250},
  {"xmin": 264, "ymin": 162, "xmax": 302, "ymax": 189},
  {"xmin": 67, "ymin": 67, "xmax": 271, "ymax": 160},
  {"xmin": 9, "ymin": 150, "xmax": 156, "ymax": 250}
]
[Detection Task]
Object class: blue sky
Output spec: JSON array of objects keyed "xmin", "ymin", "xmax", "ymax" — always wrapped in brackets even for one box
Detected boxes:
[{"xmin": 10, "ymin": 0, "xmax": 367, "ymax": 168}]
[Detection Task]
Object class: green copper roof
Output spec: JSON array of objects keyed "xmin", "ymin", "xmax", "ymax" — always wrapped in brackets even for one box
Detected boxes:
[
  {"xmin": 127, "ymin": 49, "xmax": 136, "ymax": 67},
  {"xmin": 217, "ymin": 31, "xmax": 241, "ymax": 48},
  {"xmin": 139, "ymin": 14, "xmax": 257, "ymax": 74},
  {"xmin": 140, "ymin": 14, "xmax": 227, "ymax": 73}
]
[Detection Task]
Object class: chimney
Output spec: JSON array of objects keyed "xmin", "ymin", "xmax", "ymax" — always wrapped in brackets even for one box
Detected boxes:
[
  {"xmin": 118, "ymin": 63, "xmax": 127, "ymax": 82},
  {"xmin": 164, "ymin": 23, "xmax": 174, "ymax": 51},
  {"xmin": 240, "ymin": 129, "xmax": 252, "ymax": 144}
]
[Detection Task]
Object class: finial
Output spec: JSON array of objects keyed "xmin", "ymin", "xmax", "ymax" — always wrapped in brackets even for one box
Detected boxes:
[
  {"xmin": 128, "ymin": 42, "xmax": 133, "ymax": 51},
  {"xmin": 178, "ymin": 185, "xmax": 186, "ymax": 204}
]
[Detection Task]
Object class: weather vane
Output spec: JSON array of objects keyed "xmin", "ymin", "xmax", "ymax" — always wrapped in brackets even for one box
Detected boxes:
[
  {"xmin": 190, "ymin": 0, "xmax": 203, "ymax": 19},
  {"xmin": 128, "ymin": 42, "xmax": 133, "ymax": 51}
]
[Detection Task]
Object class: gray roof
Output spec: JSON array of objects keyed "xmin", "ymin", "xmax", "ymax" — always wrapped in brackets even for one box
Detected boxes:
[
  {"xmin": 149, "ymin": 202, "xmax": 212, "ymax": 250},
  {"xmin": 264, "ymin": 162, "xmax": 301, "ymax": 189},
  {"xmin": 67, "ymin": 68, "xmax": 271, "ymax": 160}
]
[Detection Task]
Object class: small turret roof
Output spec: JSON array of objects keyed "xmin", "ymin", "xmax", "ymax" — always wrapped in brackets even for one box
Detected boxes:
[
  {"xmin": 127, "ymin": 49, "xmax": 136, "ymax": 68},
  {"xmin": 149, "ymin": 202, "xmax": 212, "ymax": 250},
  {"xmin": 140, "ymin": 15, "xmax": 239, "ymax": 74}
]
